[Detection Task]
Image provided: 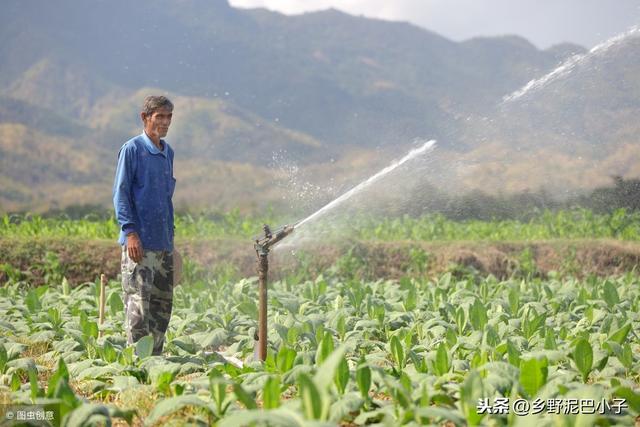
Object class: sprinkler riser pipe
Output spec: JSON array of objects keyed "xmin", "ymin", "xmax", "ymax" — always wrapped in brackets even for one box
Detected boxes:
[
  {"xmin": 257, "ymin": 253, "xmax": 268, "ymax": 361},
  {"xmin": 252, "ymin": 223, "xmax": 295, "ymax": 362}
]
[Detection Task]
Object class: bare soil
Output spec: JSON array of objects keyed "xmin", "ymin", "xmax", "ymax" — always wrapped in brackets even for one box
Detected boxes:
[{"xmin": 1, "ymin": 238, "xmax": 639, "ymax": 286}]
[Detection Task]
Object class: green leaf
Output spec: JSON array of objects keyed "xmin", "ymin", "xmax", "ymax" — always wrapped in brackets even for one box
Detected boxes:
[
  {"xmin": 508, "ymin": 287, "xmax": 520, "ymax": 315},
  {"xmin": 119, "ymin": 346, "xmax": 135, "ymax": 365},
  {"xmin": 109, "ymin": 376, "xmax": 140, "ymax": 393},
  {"xmin": 336, "ymin": 314, "xmax": 346, "ymax": 339},
  {"xmin": 81, "ymin": 319, "xmax": 99, "ymax": 340},
  {"xmin": 135, "ymin": 335, "xmax": 154, "ymax": 360},
  {"xmin": 170, "ymin": 337, "xmax": 197, "ymax": 355},
  {"xmin": 329, "ymin": 392, "xmax": 364, "ymax": 423},
  {"xmin": 144, "ymin": 395, "xmax": 214, "ymax": 426},
  {"xmin": 485, "ymin": 325, "xmax": 500, "ymax": 348},
  {"xmin": 543, "ymin": 327, "xmax": 557, "ymax": 350},
  {"xmin": 572, "ymin": 338, "xmax": 593, "ymax": 383},
  {"xmin": 404, "ymin": 287, "xmax": 417, "ymax": 311},
  {"xmin": 522, "ymin": 310, "xmax": 546, "ymax": 340},
  {"xmin": 519, "ymin": 357, "xmax": 548, "ymax": 398},
  {"xmin": 108, "ymin": 406, "xmax": 137, "ymax": 425},
  {"xmin": 193, "ymin": 328, "xmax": 228, "ymax": 349},
  {"xmin": 236, "ymin": 301, "xmax": 258, "ymax": 318},
  {"xmin": 10, "ymin": 372, "xmax": 21, "ymax": 391},
  {"xmin": 0, "ymin": 343, "xmax": 7, "ymax": 373},
  {"xmin": 356, "ymin": 362, "xmax": 371, "ymax": 399},
  {"xmin": 99, "ymin": 340, "xmax": 118, "ymax": 363},
  {"xmin": 263, "ymin": 375, "xmax": 281, "ymax": 409},
  {"xmin": 315, "ymin": 331, "xmax": 334, "ymax": 365},
  {"xmin": 459, "ymin": 370, "xmax": 485, "ymax": 426},
  {"xmin": 434, "ymin": 342, "xmax": 450, "ymax": 375},
  {"xmin": 7, "ymin": 343, "xmax": 27, "ymax": 360},
  {"xmin": 419, "ymin": 383, "xmax": 430, "ymax": 407},
  {"xmin": 620, "ymin": 343, "xmax": 633, "ymax": 369},
  {"xmin": 334, "ymin": 356, "xmax": 349, "ymax": 395},
  {"xmin": 64, "ymin": 404, "xmax": 110, "ymax": 427},
  {"xmin": 218, "ymin": 408, "xmax": 305, "ymax": 427},
  {"xmin": 233, "ymin": 383, "xmax": 257, "ymax": 410},
  {"xmin": 28, "ymin": 364, "xmax": 41, "ymax": 400},
  {"xmin": 173, "ymin": 383, "xmax": 185, "ymax": 396},
  {"xmin": 25, "ymin": 289, "xmax": 41, "ymax": 313},
  {"xmin": 470, "ymin": 298, "xmax": 488, "ymax": 331},
  {"xmin": 416, "ymin": 407, "xmax": 466, "ymax": 426},
  {"xmin": 76, "ymin": 365, "xmax": 123, "ymax": 381},
  {"xmin": 446, "ymin": 328, "xmax": 457, "ymax": 347},
  {"xmin": 455, "ymin": 306, "xmax": 467, "ymax": 334},
  {"xmin": 107, "ymin": 292, "xmax": 124, "ymax": 317},
  {"xmin": 298, "ymin": 373, "xmax": 325, "ymax": 420},
  {"xmin": 594, "ymin": 352, "xmax": 609, "ymax": 372},
  {"xmin": 47, "ymin": 358, "xmax": 70, "ymax": 398},
  {"xmin": 604, "ymin": 341, "xmax": 622, "ymax": 358},
  {"xmin": 313, "ymin": 344, "xmax": 347, "ymax": 392},
  {"xmin": 314, "ymin": 324, "xmax": 325, "ymax": 348},
  {"xmin": 47, "ymin": 307, "xmax": 62, "ymax": 327},
  {"xmin": 208, "ymin": 369, "xmax": 229, "ymax": 415},
  {"xmin": 608, "ymin": 323, "xmax": 632, "ymax": 345},
  {"xmin": 614, "ymin": 387, "xmax": 640, "ymax": 413},
  {"xmin": 390, "ymin": 335, "xmax": 405, "ymax": 370},
  {"xmin": 602, "ymin": 281, "xmax": 620, "ymax": 305},
  {"xmin": 392, "ymin": 373, "xmax": 412, "ymax": 409},
  {"xmin": 286, "ymin": 326, "xmax": 300, "ymax": 346},
  {"xmin": 277, "ymin": 346, "xmax": 297, "ymax": 374},
  {"xmin": 221, "ymin": 362, "xmax": 241, "ymax": 380},
  {"xmin": 154, "ymin": 371, "xmax": 175, "ymax": 396},
  {"xmin": 48, "ymin": 371, "xmax": 80, "ymax": 409},
  {"xmin": 507, "ymin": 340, "xmax": 521, "ymax": 367}
]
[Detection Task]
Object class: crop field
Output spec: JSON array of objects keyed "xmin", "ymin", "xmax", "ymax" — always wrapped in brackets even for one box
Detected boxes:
[
  {"xmin": 2, "ymin": 208, "xmax": 640, "ymax": 241},
  {"xmin": 1, "ymin": 259, "xmax": 639, "ymax": 426},
  {"xmin": 0, "ymin": 209, "xmax": 639, "ymax": 426}
]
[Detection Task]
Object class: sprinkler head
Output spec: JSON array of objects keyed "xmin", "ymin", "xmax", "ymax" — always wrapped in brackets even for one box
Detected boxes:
[
  {"xmin": 263, "ymin": 224, "xmax": 272, "ymax": 239},
  {"xmin": 254, "ymin": 223, "xmax": 296, "ymax": 254}
]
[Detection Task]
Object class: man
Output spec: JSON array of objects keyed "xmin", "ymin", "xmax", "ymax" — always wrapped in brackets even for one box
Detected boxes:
[{"xmin": 113, "ymin": 95, "xmax": 176, "ymax": 356}]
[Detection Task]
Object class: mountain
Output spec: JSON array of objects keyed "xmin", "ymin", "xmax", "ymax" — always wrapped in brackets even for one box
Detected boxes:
[
  {"xmin": 449, "ymin": 36, "xmax": 640, "ymax": 194},
  {"xmin": 0, "ymin": 0, "xmax": 569, "ymax": 145},
  {"xmin": 0, "ymin": 0, "xmax": 637, "ymax": 213}
]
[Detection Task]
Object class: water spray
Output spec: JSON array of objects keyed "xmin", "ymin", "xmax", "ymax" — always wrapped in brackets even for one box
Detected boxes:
[
  {"xmin": 502, "ymin": 25, "xmax": 640, "ymax": 103},
  {"xmin": 297, "ymin": 140, "xmax": 436, "ymax": 229},
  {"xmin": 250, "ymin": 139, "xmax": 436, "ymax": 361},
  {"xmin": 252, "ymin": 222, "xmax": 296, "ymax": 361}
]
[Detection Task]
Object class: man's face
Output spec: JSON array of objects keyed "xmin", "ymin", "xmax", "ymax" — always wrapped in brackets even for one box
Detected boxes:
[{"xmin": 142, "ymin": 106, "xmax": 173, "ymax": 140}]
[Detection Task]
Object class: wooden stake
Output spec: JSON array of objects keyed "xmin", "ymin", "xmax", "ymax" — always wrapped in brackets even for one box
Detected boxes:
[{"xmin": 98, "ymin": 274, "xmax": 106, "ymax": 337}]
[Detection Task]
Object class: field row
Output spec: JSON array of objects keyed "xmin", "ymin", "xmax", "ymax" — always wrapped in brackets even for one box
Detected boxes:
[
  {"xmin": 1, "ymin": 266, "xmax": 639, "ymax": 425},
  {"xmin": 2, "ymin": 208, "xmax": 640, "ymax": 241}
]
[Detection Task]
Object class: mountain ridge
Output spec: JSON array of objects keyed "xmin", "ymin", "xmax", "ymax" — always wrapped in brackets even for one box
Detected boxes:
[{"xmin": 1, "ymin": 0, "xmax": 637, "ymax": 213}]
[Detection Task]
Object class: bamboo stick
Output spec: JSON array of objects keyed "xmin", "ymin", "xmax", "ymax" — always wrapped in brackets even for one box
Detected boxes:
[{"xmin": 98, "ymin": 274, "xmax": 106, "ymax": 337}]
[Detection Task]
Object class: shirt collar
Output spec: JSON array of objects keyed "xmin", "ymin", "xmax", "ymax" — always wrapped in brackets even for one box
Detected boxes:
[{"xmin": 141, "ymin": 131, "xmax": 167, "ymax": 157}]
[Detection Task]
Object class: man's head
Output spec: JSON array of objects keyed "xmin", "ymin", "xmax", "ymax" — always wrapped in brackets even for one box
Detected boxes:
[{"xmin": 141, "ymin": 95, "xmax": 174, "ymax": 142}]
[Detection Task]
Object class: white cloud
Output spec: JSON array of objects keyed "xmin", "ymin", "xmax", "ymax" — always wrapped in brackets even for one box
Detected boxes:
[
  {"xmin": 228, "ymin": 0, "xmax": 640, "ymax": 48},
  {"xmin": 230, "ymin": 0, "xmax": 406, "ymax": 17}
]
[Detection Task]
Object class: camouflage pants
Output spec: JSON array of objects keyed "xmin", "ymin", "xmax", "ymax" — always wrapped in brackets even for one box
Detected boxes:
[{"xmin": 121, "ymin": 246, "xmax": 174, "ymax": 356}]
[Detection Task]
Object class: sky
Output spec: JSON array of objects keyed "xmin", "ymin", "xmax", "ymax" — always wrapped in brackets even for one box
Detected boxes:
[{"xmin": 229, "ymin": 0, "xmax": 640, "ymax": 49}]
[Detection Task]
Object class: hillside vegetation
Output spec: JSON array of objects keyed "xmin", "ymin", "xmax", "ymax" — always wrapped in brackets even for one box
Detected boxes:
[{"xmin": 5, "ymin": 1, "xmax": 638, "ymax": 213}]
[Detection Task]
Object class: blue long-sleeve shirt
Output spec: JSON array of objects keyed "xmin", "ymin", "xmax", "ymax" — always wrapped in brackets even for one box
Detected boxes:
[{"xmin": 113, "ymin": 131, "xmax": 176, "ymax": 251}]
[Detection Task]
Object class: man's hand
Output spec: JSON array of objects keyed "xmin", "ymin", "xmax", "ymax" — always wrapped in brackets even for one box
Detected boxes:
[{"xmin": 127, "ymin": 233, "xmax": 144, "ymax": 263}]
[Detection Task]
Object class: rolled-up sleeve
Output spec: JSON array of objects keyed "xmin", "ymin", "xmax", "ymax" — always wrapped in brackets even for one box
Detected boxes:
[{"xmin": 113, "ymin": 144, "xmax": 138, "ymax": 236}]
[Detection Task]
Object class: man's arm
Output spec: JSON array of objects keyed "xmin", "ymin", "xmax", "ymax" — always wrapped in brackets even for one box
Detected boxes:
[{"xmin": 113, "ymin": 144, "xmax": 143, "ymax": 262}]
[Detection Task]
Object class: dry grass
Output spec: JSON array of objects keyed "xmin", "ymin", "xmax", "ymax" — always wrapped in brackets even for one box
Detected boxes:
[
  {"xmin": 111, "ymin": 386, "xmax": 157, "ymax": 426},
  {"xmin": 3, "ymin": 238, "xmax": 640, "ymax": 286},
  {"xmin": 15, "ymin": 339, "xmax": 51, "ymax": 360}
]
